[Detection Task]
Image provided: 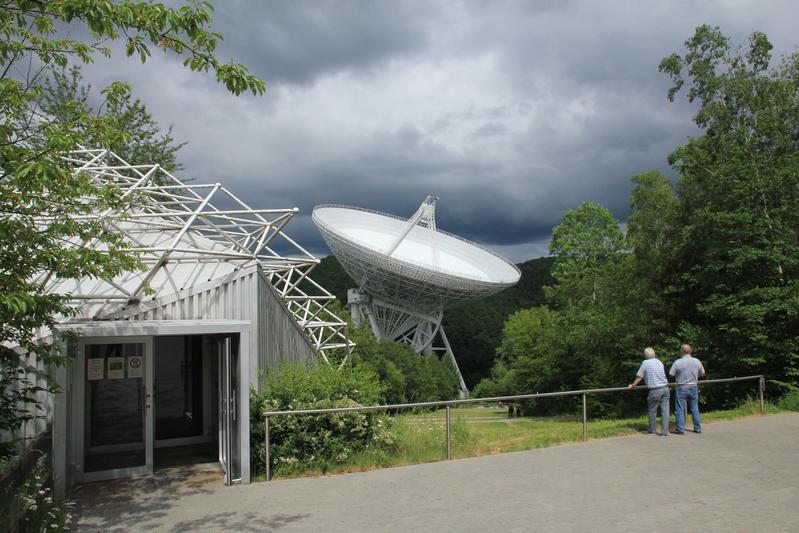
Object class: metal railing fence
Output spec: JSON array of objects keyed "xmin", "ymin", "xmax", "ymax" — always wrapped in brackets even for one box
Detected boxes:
[{"xmin": 262, "ymin": 375, "xmax": 765, "ymax": 481}]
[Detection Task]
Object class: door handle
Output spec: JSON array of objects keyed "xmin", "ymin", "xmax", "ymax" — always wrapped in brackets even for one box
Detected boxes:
[{"xmin": 143, "ymin": 385, "xmax": 151, "ymax": 411}]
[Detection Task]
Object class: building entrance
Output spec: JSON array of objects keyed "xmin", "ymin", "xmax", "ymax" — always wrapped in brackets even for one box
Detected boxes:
[{"xmin": 72, "ymin": 333, "xmax": 242, "ymax": 485}]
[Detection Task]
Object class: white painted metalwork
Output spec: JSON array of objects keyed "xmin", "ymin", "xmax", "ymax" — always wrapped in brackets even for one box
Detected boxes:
[
  {"xmin": 313, "ymin": 197, "xmax": 521, "ymax": 396},
  {"xmin": 38, "ymin": 148, "xmax": 353, "ymax": 360}
]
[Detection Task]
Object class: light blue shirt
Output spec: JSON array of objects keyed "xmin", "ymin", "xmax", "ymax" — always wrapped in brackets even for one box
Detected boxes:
[
  {"xmin": 669, "ymin": 355, "xmax": 706, "ymax": 385},
  {"xmin": 636, "ymin": 358, "xmax": 668, "ymax": 388}
]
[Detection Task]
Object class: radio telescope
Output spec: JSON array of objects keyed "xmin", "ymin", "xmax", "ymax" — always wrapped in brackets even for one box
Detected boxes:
[{"xmin": 313, "ymin": 196, "xmax": 521, "ymax": 396}]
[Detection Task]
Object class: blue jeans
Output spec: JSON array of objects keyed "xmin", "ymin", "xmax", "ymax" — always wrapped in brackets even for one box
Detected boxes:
[{"xmin": 675, "ymin": 386, "xmax": 701, "ymax": 433}]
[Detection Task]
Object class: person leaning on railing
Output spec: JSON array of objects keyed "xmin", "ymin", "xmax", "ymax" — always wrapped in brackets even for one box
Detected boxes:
[
  {"xmin": 628, "ymin": 347, "xmax": 670, "ymax": 437},
  {"xmin": 669, "ymin": 343, "xmax": 706, "ymax": 435}
]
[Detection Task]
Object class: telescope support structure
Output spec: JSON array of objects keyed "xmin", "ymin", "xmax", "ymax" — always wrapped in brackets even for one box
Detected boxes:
[{"xmin": 348, "ymin": 289, "xmax": 468, "ymax": 398}]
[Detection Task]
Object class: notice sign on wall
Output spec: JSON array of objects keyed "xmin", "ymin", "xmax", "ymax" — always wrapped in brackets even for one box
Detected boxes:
[
  {"xmin": 127, "ymin": 356, "xmax": 143, "ymax": 379},
  {"xmin": 107, "ymin": 357, "xmax": 125, "ymax": 380},
  {"xmin": 87, "ymin": 358, "xmax": 104, "ymax": 381}
]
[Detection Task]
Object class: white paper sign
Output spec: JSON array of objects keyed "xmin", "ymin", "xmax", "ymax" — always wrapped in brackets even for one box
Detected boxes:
[
  {"xmin": 127, "ymin": 356, "xmax": 144, "ymax": 379},
  {"xmin": 107, "ymin": 357, "xmax": 125, "ymax": 380},
  {"xmin": 87, "ymin": 358, "xmax": 104, "ymax": 381}
]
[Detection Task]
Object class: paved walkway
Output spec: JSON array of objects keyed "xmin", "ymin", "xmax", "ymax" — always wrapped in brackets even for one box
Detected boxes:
[{"xmin": 74, "ymin": 413, "xmax": 799, "ymax": 532}]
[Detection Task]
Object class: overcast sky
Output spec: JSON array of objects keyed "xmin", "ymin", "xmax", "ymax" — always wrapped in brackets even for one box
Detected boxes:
[{"xmin": 81, "ymin": 0, "xmax": 798, "ymax": 262}]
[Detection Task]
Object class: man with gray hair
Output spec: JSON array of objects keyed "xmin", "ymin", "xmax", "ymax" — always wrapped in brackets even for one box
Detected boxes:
[
  {"xmin": 670, "ymin": 342, "xmax": 706, "ymax": 434},
  {"xmin": 629, "ymin": 347, "xmax": 669, "ymax": 436}
]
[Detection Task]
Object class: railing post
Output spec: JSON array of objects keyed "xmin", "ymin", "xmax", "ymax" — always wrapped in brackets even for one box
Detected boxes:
[
  {"xmin": 264, "ymin": 415, "xmax": 271, "ymax": 482},
  {"xmin": 759, "ymin": 377, "xmax": 765, "ymax": 415},
  {"xmin": 446, "ymin": 405, "xmax": 452, "ymax": 460},
  {"xmin": 582, "ymin": 394, "xmax": 587, "ymax": 441}
]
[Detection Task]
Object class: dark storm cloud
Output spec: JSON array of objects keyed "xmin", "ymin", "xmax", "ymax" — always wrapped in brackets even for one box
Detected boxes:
[
  {"xmin": 212, "ymin": 0, "xmax": 435, "ymax": 85},
  {"xmin": 79, "ymin": 1, "xmax": 799, "ymax": 261}
]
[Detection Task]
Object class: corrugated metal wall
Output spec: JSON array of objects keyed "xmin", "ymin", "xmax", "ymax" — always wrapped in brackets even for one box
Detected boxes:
[
  {"xmin": 258, "ymin": 273, "xmax": 317, "ymax": 373},
  {"xmin": 115, "ymin": 264, "xmax": 317, "ymax": 386}
]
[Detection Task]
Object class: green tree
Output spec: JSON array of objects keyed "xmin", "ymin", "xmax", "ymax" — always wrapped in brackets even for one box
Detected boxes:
[
  {"xmin": 38, "ymin": 65, "xmax": 187, "ymax": 171},
  {"xmin": 1, "ymin": 1, "xmax": 264, "ymax": 436},
  {"xmin": 477, "ymin": 204, "xmax": 647, "ymax": 414},
  {"xmin": 349, "ymin": 325, "xmax": 460, "ymax": 404},
  {"xmin": 626, "ymin": 170, "xmax": 680, "ymax": 335},
  {"xmin": 548, "ymin": 202, "xmax": 629, "ymax": 308},
  {"xmin": 659, "ymin": 25, "xmax": 799, "ymax": 387},
  {"xmin": 547, "ymin": 204, "xmax": 645, "ymax": 402},
  {"xmin": 443, "ymin": 256, "xmax": 554, "ymax": 388},
  {"xmin": 473, "ymin": 306, "xmax": 561, "ymax": 399}
]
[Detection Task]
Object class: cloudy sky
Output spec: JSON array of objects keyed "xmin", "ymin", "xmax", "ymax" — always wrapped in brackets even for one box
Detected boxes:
[{"xmin": 81, "ymin": 0, "xmax": 798, "ymax": 261}]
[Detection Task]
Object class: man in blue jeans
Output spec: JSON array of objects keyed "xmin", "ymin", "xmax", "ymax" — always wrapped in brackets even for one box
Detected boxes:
[
  {"xmin": 629, "ymin": 347, "xmax": 669, "ymax": 436},
  {"xmin": 669, "ymin": 343, "xmax": 706, "ymax": 434}
]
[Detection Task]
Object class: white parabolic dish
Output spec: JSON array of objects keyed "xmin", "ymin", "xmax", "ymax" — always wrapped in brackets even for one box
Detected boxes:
[{"xmin": 313, "ymin": 204, "xmax": 521, "ymax": 312}]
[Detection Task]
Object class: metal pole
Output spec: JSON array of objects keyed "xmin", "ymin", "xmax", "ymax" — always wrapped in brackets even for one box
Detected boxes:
[
  {"xmin": 582, "ymin": 394, "xmax": 587, "ymax": 442},
  {"xmin": 264, "ymin": 415, "xmax": 271, "ymax": 482},
  {"xmin": 446, "ymin": 406, "xmax": 452, "ymax": 460},
  {"xmin": 759, "ymin": 377, "xmax": 765, "ymax": 415}
]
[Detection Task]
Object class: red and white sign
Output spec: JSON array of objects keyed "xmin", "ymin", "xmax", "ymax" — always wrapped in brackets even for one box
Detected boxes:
[{"xmin": 127, "ymin": 356, "xmax": 144, "ymax": 379}]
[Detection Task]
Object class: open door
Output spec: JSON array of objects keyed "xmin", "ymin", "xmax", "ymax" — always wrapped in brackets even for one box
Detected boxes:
[{"xmin": 216, "ymin": 335, "xmax": 241, "ymax": 485}]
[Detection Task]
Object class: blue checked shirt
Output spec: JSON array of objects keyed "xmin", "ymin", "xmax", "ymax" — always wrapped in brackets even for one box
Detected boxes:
[{"xmin": 636, "ymin": 358, "xmax": 668, "ymax": 388}]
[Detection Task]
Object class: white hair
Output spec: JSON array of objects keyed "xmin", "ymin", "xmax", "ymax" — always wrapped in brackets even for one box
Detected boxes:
[{"xmin": 644, "ymin": 347, "xmax": 656, "ymax": 359}]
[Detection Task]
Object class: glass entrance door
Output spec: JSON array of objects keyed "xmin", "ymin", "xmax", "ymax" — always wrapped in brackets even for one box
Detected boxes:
[
  {"xmin": 76, "ymin": 337, "xmax": 153, "ymax": 482},
  {"xmin": 217, "ymin": 335, "xmax": 240, "ymax": 485}
]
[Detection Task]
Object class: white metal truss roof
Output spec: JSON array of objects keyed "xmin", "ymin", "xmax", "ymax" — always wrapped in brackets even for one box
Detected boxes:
[{"xmin": 38, "ymin": 148, "xmax": 353, "ymax": 360}]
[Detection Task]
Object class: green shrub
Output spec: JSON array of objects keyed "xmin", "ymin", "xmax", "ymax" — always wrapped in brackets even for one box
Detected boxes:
[
  {"xmin": 2, "ymin": 456, "xmax": 73, "ymax": 533},
  {"xmin": 250, "ymin": 363, "xmax": 387, "ymax": 477},
  {"xmin": 349, "ymin": 325, "xmax": 460, "ymax": 403},
  {"xmin": 778, "ymin": 389, "xmax": 799, "ymax": 411}
]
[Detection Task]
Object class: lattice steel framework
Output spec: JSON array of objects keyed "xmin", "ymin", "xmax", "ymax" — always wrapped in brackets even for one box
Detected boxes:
[{"xmin": 39, "ymin": 147, "xmax": 353, "ymax": 361}]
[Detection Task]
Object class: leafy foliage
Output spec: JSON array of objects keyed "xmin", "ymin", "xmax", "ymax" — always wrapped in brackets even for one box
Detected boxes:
[
  {"xmin": 5, "ymin": 456, "xmax": 74, "ymax": 532},
  {"xmin": 250, "ymin": 363, "xmax": 388, "ymax": 477},
  {"xmin": 548, "ymin": 202, "xmax": 629, "ymax": 308},
  {"xmin": 777, "ymin": 389, "xmax": 799, "ymax": 411},
  {"xmin": 1, "ymin": 0, "xmax": 263, "ymax": 435},
  {"xmin": 476, "ymin": 203, "xmax": 647, "ymax": 415},
  {"xmin": 38, "ymin": 65, "xmax": 187, "ymax": 171},
  {"xmin": 626, "ymin": 170, "xmax": 680, "ymax": 336},
  {"xmin": 659, "ymin": 25, "xmax": 799, "ymax": 388},
  {"xmin": 443, "ymin": 257, "xmax": 553, "ymax": 387},
  {"xmin": 349, "ymin": 325, "xmax": 460, "ymax": 404}
]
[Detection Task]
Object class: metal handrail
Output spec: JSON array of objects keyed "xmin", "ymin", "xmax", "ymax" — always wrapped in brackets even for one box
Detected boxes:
[{"xmin": 262, "ymin": 375, "xmax": 766, "ymax": 481}]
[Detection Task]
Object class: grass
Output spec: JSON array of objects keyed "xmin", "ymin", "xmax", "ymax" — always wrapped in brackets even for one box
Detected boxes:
[{"xmin": 267, "ymin": 399, "xmax": 782, "ymax": 480}]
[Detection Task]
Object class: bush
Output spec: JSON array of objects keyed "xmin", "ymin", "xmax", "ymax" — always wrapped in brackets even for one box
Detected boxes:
[
  {"xmin": 349, "ymin": 325, "xmax": 460, "ymax": 403},
  {"xmin": 778, "ymin": 389, "xmax": 799, "ymax": 411},
  {"xmin": 250, "ymin": 363, "xmax": 387, "ymax": 477}
]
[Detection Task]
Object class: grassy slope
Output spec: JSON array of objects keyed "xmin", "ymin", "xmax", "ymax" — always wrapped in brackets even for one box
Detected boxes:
[{"xmin": 270, "ymin": 402, "xmax": 781, "ymax": 479}]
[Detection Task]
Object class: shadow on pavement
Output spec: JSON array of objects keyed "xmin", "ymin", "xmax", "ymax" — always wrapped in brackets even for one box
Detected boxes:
[{"xmin": 72, "ymin": 463, "xmax": 221, "ymax": 531}]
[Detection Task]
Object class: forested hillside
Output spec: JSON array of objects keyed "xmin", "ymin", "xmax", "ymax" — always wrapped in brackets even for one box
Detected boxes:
[
  {"xmin": 443, "ymin": 258, "xmax": 553, "ymax": 387},
  {"xmin": 303, "ymin": 255, "xmax": 554, "ymax": 387}
]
